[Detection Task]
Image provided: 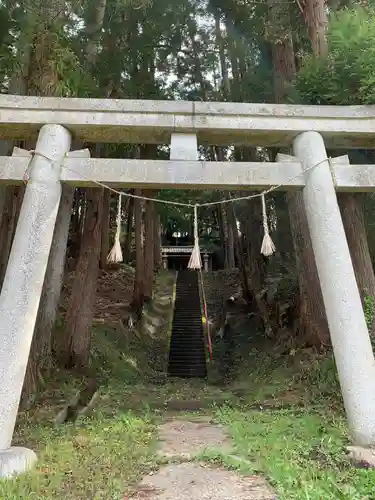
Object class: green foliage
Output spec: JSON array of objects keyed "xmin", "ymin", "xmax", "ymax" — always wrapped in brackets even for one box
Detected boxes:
[
  {"xmin": 306, "ymin": 355, "xmax": 340, "ymax": 397},
  {"xmin": 296, "ymin": 7, "xmax": 375, "ymax": 105},
  {"xmin": 364, "ymin": 294, "xmax": 374, "ymax": 332}
]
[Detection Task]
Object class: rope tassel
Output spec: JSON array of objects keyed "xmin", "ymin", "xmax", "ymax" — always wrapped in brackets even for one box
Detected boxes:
[
  {"xmin": 107, "ymin": 194, "xmax": 123, "ymax": 263},
  {"xmin": 260, "ymin": 194, "xmax": 276, "ymax": 257},
  {"xmin": 188, "ymin": 205, "xmax": 202, "ymax": 270}
]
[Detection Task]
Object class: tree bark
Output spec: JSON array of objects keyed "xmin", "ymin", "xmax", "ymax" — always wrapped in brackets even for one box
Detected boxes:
[
  {"xmin": 338, "ymin": 193, "xmax": 375, "ymax": 319},
  {"xmin": 143, "ymin": 198, "xmax": 155, "ymax": 302},
  {"xmin": 227, "ymin": 218, "xmax": 236, "ymax": 269},
  {"xmin": 124, "ymin": 196, "xmax": 134, "ymax": 264},
  {"xmin": 153, "ymin": 209, "xmax": 162, "ymax": 271},
  {"xmin": 269, "ymin": 0, "xmax": 330, "ymax": 347},
  {"xmin": 0, "ymin": 188, "xmax": 19, "ymax": 288},
  {"xmin": 100, "ymin": 189, "xmax": 111, "ymax": 269},
  {"xmin": 219, "ymin": 201, "xmax": 235, "ymax": 269},
  {"xmin": 131, "ymin": 191, "xmax": 145, "ymax": 316},
  {"xmin": 286, "ymin": 191, "xmax": 330, "ymax": 345},
  {"xmin": 36, "ymin": 185, "xmax": 74, "ymax": 364},
  {"xmin": 226, "ymin": 203, "xmax": 252, "ymax": 303},
  {"xmin": 0, "ymin": 24, "xmax": 33, "ymax": 282},
  {"xmin": 84, "ymin": 0, "xmax": 108, "ymax": 71},
  {"xmin": 50, "ymin": 0, "xmax": 108, "ymax": 371},
  {"xmin": 272, "ymin": 35, "xmax": 296, "ymax": 103},
  {"xmin": 302, "ymin": 0, "xmax": 329, "ymax": 57},
  {"xmin": 59, "ymin": 188, "xmax": 104, "ymax": 368},
  {"xmin": 214, "ymin": 11, "xmax": 230, "ymax": 98}
]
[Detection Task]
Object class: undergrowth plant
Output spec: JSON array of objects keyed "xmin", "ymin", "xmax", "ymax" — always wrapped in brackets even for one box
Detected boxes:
[
  {"xmin": 296, "ymin": 7, "xmax": 375, "ymax": 106},
  {"xmin": 364, "ymin": 294, "xmax": 374, "ymax": 332}
]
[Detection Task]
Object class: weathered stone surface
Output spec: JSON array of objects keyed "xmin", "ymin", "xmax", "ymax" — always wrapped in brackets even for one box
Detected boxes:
[
  {"xmin": 130, "ymin": 463, "xmax": 277, "ymax": 500},
  {"xmin": 0, "ymin": 124, "xmax": 71, "ymax": 456},
  {"xmin": 157, "ymin": 420, "xmax": 232, "ymax": 459},
  {"xmin": 2, "ymin": 154, "xmax": 375, "ymax": 192},
  {"xmin": 0, "ymin": 447, "xmax": 37, "ymax": 478},
  {"xmin": 1, "ymin": 94, "xmax": 375, "ymax": 147},
  {"xmin": 170, "ymin": 133, "xmax": 198, "ymax": 161},
  {"xmin": 0, "ymin": 156, "xmax": 305, "ymax": 190},
  {"xmin": 347, "ymin": 446, "xmax": 375, "ymax": 468}
]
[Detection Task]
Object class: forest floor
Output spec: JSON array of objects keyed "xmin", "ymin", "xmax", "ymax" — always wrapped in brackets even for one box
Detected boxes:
[{"xmin": 0, "ymin": 269, "xmax": 375, "ymax": 499}]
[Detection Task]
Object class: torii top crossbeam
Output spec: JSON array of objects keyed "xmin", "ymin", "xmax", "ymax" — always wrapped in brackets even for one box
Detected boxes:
[{"xmin": 1, "ymin": 95, "xmax": 375, "ymax": 147}]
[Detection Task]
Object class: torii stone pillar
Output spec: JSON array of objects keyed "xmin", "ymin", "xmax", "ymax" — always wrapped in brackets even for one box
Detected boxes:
[
  {"xmin": 293, "ymin": 131, "xmax": 375, "ymax": 446},
  {"xmin": 0, "ymin": 124, "xmax": 71, "ymax": 477}
]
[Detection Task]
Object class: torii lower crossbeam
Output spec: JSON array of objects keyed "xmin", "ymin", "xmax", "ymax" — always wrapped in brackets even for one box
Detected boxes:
[{"xmin": 1, "ymin": 155, "xmax": 375, "ymax": 191}]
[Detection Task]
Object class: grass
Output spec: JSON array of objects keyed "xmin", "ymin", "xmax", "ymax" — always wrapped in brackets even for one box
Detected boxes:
[
  {"xmin": 213, "ymin": 406, "xmax": 375, "ymax": 499},
  {"xmin": 2, "ymin": 271, "xmax": 375, "ymax": 498},
  {"xmin": 2, "ymin": 402, "xmax": 157, "ymax": 499}
]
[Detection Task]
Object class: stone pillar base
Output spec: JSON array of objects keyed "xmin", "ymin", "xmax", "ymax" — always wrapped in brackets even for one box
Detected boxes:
[{"xmin": 0, "ymin": 446, "xmax": 37, "ymax": 478}]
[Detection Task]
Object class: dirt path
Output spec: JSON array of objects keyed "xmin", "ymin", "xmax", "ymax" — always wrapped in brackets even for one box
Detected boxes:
[{"xmin": 129, "ymin": 419, "xmax": 277, "ymax": 500}]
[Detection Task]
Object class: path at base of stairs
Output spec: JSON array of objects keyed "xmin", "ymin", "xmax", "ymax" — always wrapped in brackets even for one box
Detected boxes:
[{"xmin": 129, "ymin": 420, "xmax": 276, "ymax": 500}]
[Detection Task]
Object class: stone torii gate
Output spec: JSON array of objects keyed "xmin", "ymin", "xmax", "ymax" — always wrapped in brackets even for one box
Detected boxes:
[{"xmin": 1, "ymin": 96, "xmax": 375, "ymax": 476}]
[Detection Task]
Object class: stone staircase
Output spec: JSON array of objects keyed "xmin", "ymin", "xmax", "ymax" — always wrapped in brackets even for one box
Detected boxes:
[{"xmin": 168, "ymin": 270, "xmax": 207, "ymax": 378}]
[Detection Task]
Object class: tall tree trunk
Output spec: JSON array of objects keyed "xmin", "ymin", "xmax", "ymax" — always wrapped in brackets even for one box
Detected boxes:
[
  {"xmin": 240, "ymin": 147, "xmax": 269, "ymax": 291},
  {"xmin": 0, "ymin": 188, "xmax": 19, "ymax": 287},
  {"xmin": 143, "ymin": 198, "xmax": 154, "ymax": 302},
  {"xmin": 302, "ymin": 0, "xmax": 375, "ymax": 329},
  {"xmin": 241, "ymin": 197, "xmax": 265, "ymax": 289},
  {"xmin": 100, "ymin": 190, "xmax": 111, "ymax": 269},
  {"xmin": 84, "ymin": 0, "xmax": 108, "ymax": 71},
  {"xmin": 52, "ymin": 0, "xmax": 108, "ymax": 370},
  {"xmin": 68, "ymin": 189, "xmax": 82, "ymax": 263},
  {"xmin": 59, "ymin": 188, "xmax": 104, "ymax": 368},
  {"xmin": 214, "ymin": 11, "xmax": 230, "ymax": 98},
  {"xmin": 226, "ymin": 203, "xmax": 252, "ymax": 303},
  {"xmin": 20, "ymin": 0, "xmax": 68, "ymax": 402},
  {"xmin": 139, "ymin": 145, "xmax": 157, "ymax": 300},
  {"xmin": 338, "ymin": 194, "xmax": 375, "ymax": 317},
  {"xmin": 225, "ymin": 15, "xmax": 241, "ymax": 99},
  {"xmin": 124, "ymin": 196, "xmax": 134, "ymax": 264},
  {"xmin": 269, "ymin": 0, "xmax": 330, "ymax": 346},
  {"xmin": 217, "ymin": 206, "xmax": 226, "ymax": 268},
  {"xmin": 286, "ymin": 192, "xmax": 330, "ymax": 345},
  {"xmin": 153, "ymin": 209, "xmax": 162, "ymax": 271},
  {"xmin": 302, "ymin": 0, "xmax": 329, "ymax": 57},
  {"xmin": 0, "ymin": 15, "xmax": 33, "ymax": 251},
  {"xmin": 37, "ymin": 186, "xmax": 74, "ymax": 362},
  {"xmin": 0, "ymin": 39, "xmax": 32, "ymax": 288},
  {"xmin": 272, "ymin": 35, "xmax": 296, "ymax": 103},
  {"xmin": 131, "ymin": 191, "xmax": 145, "ymax": 317},
  {"xmin": 11, "ymin": 185, "xmax": 26, "ymax": 243},
  {"xmin": 227, "ymin": 218, "xmax": 236, "ymax": 269}
]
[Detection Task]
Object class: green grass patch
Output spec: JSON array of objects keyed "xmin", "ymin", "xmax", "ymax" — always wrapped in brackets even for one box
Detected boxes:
[
  {"xmin": 2, "ymin": 404, "xmax": 157, "ymax": 499},
  {"xmin": 0, "ymin": 404, "xmax": 155, "ymax": 500},
  {"xmin": 214, "ymin": 405, "xmax": 375, "ymax": 499}
]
